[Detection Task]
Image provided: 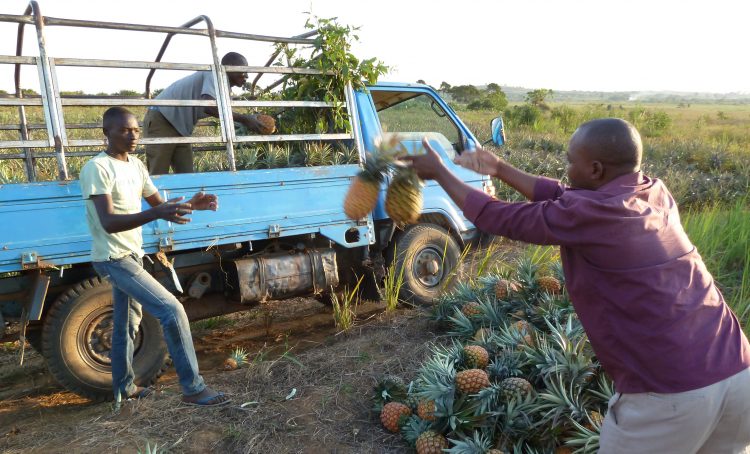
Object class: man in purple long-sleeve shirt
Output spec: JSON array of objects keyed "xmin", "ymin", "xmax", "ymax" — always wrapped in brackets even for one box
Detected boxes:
[{"xmin": 404, "ymin": 118, "xmax": 750, "ymax": 453}]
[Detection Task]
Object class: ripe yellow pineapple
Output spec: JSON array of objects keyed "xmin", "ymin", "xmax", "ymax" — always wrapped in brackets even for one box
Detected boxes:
[
  {"xmin": 222, "ymin": 347, "xmax": 248, "ymax": 371},
  {"xmin": 380, "ymin": 401, "xmax": 411, "ymax": 432},
  {"xmin": 456, "ymin": 369, "xmax": 491, "ymax": 394},
  {"xmin": 463, "ymin": 345, "xmax": 490, "ymax": 369},
  {"xmin": 344, "ymin": 155, "xmax": 388, "ymax": 220},
  {"xmin": 495, "ymin": 279, "xmax": 519, "ymax": 300},
  {"xmin": 514, "ymin": 319, "xmax": 531, "ymax": 334},
  {"xmin": 416, "ymin": 399, "xmax": 437, "ymax": 421},
  {"xmin": 537, "ymin": 275, "xmax": 562, "ymax": 294},
  {"xmin": 415, "ymin": 430, "xmax": 448, "ymax": 454},
  {"xmin": 461, "ymin": 302, "xmax": 482, "ymax": 317},
  {"xmin": 487, "ymin": 450, "xmax": 506, "ymax": 454},
  {"xmin": 385, "ymin": 166, "xmax": 423, "ymax": 226},
  {"xmin": 500, "ymin": 377, "xmax": 533, "ymax": 400}
]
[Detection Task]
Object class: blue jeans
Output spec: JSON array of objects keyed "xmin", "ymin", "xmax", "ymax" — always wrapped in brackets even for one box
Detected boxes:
[{"xmin": 92, "ymin": 254, "xmax": 205, "ymax": 399}]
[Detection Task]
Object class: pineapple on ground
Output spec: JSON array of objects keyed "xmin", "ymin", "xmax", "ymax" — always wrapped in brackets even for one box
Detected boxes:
[
  {"xmin": 415, "ymin": 431, "xmax": 449, "ymax": 454},
  {"xmin": 495, "ymin": 278, "xmax": 519, "ymax": 300},
  {"xmin": 385, "ymin": 166, "xmax": 423, "ymax": 226},
  {"xmin": 222, "ymin": 347, "xmax": 249, "ymax": 371},
  {"xmin": 344, "ymin": 153, "xmax": 389, "ymax": 220},
  {"xmin": 537, "ymin": 275, "xmax": 562, "ymax": 295},
  {"xmin": 463, "ymin": 345, "xmax": 490, "ymax": 369},
  {"xmin": 456, "ymin": 369, "xmax": 491, "ymax": 394},
  {"xmin": 461, "ymin": 301, "xmax": 482, "ymax": 317},
  {"xmin": 500, "ymin": 377, "xmax": 533, "ymax": 401},
  {"xmin": 417, "ymin": 399, "xmax": 437, "ymax": 421},
  {"xmin": 380, "ymin": 402, "xmax": 412, "ymax": 432}
]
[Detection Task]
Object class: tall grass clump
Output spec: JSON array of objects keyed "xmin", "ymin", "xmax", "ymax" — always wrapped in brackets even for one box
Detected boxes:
[
  {"xmin": 330, "ymin": 276, "xmax": 363, "ymax": 332},
  {"xmin": 682, "ymin": 200, "xmax": 750, "ymax": 329}
]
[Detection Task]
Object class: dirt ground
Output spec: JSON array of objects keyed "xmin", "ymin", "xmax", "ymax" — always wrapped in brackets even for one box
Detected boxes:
[{"xmin": 0, "ymin": 297, "xmax": 442, "ymax": 454}]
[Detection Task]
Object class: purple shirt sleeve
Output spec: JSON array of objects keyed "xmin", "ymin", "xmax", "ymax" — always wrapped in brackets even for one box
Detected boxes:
[{"xmin": 463, "ymin": 183, "xmax": 588, "ymax": 247}]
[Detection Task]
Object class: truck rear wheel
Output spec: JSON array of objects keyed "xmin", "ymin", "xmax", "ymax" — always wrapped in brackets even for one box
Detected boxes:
[
  {"xmin": 388, "ymin": 224, "xmax": 461, "ymax": 305},
  {"xmin": 42, "ymin": 277, "xmax": 170, "ymax": 402}
]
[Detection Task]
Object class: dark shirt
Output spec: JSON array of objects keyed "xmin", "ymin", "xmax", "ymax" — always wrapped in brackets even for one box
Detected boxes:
[{"xmin": 463, "ymin": 171, "xmax": 750, "ymax": 393}]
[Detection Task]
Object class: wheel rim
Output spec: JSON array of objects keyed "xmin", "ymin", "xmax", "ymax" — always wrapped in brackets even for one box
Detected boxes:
[
  {"xmin": 79, "ymin": 307, "xmax": 143, "ymax": 371},
  {"xmin": 412, "ymin": 246, "xmax": 444, "ymax": 288}
]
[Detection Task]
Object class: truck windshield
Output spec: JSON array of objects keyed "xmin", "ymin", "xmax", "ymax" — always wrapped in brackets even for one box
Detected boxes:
[{"xmin": 374, "ymin": 92, "xmax": 461, "ymax": 159}]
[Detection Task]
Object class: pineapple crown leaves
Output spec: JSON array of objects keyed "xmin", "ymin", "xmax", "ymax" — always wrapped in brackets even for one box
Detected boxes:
[
  {"xmin": 447, "ymin": 308, "xmax": 481, "ymax": 339},
  {"xmin": 491, "ymin": 394, "xmax": 538, "ymax": 443},
  {"xmin": 533, "ymin": 373, "xmax": 592, "ymax": 427},
  {"xmin": 472, "ymin": 383, "xmax": 504, "ymax": 415},
  {"xmin": 230, "ymin": 347, "xmax": 249, "ymax": 364},
  {"xmin": 438, "ymin": 394, "xmax": 489, "ymax": 437},
  {"xmin": 372, "ymin": 374, "xmax": 408, "ymax": 410},
  {"xmin": 487, "ymin": 350, "xmax": 527, "ymax": 382},
  {"xmin": 414, "ymin": 353, "xmax": 457, "ymax": 405},
  {"xmin": 586, "ymin": 372, "xmax": 615, "ymax": 407},
  {"xmin": 564, "ymin": 417, "xmax": 601, "ymax": 454},
  {"xmin": 445, "ymin": 430, "xmax": 494, "ymax": 454},
  {"xmin": 400, "ymin": 415, "xmax": 434, "ymax": 447}
]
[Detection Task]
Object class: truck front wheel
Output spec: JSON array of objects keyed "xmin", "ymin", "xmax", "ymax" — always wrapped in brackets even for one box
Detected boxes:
[
  {"xmin": 388, "ymin": 224, "xmax": 461, "ymax": 305},
  {"xmin": 42, "ymin": 277, "xmax": 170, "ymax": 402}
]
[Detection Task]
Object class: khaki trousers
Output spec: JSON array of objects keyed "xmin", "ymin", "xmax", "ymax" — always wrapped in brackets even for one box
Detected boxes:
[
  {"xmin": 143, "ymin": 108, "xmax": 193, "ymax": 175},
  {"xmin": 600, "ymin": 367, "xmax": 750, "ymax": 453}
]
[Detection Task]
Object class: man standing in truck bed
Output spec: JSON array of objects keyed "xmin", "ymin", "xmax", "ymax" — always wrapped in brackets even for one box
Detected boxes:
[
  {"xmin": 144, "ymin": 51, "xmax": 276, "ymax": 174},
  {"xmin": 80, "ymin": 106, "xmax": 230, "ymax": 406}
]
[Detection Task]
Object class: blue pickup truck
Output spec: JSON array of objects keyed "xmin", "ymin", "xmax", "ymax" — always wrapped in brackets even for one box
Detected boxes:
[{"xmin": 0, "ymin": 4, "xmax": 502, "ymax": 400}]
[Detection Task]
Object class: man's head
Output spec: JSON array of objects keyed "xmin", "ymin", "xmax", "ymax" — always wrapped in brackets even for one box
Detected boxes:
[
  {"xmin": 102, "ymin": 106, "xmax": 139, "ymax": 154},
  {"xmin": 566, "ymin": 118, "xmax": 642, "ymax": 190},
  {"xmin": 222, "ymin": 52, "xmax": 248, "ymax": 88}
]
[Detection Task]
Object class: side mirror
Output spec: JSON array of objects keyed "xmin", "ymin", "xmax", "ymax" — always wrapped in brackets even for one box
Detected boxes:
[{"xmin": 490, "ymin": 116, "xmax": 506, "ymax": 146}]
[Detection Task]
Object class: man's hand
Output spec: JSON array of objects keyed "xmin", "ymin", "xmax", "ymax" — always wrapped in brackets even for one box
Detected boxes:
[
  {"xmin": 153, "ymin": 196, "xmax": 193, "ymax": 224},
  {"xmin": 400, "ymin": 137, "xmax": 448, "ymax": 180},
  {"xmin": 453, "ymin": 146, "xmax": 502, "ymax": 177},
  {"xmin": 188, "ymin": 192, "xmax": 219, "ymax": 211}
]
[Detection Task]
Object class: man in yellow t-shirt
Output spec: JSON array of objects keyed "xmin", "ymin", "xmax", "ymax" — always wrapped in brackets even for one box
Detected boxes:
[{"xmin": 79, "ymin": 106, "xmax": 228, "ymax": 406}]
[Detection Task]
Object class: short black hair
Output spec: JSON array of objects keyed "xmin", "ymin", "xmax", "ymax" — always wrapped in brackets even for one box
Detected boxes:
[
  {"xmin": 221, "ymin": 52, "xmax": 247, "ymax": 66},
  {"xmin": 573, "ymin": 118, "xmax": 642, "ymax": 171},
  {"xmin": 102, "ymin": 106, "xmax": 135, "ymax": 131}
]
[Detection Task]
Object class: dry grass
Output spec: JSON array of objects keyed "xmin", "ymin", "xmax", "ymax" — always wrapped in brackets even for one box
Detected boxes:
[{"xmin": 0, "ymin": 309, "xmax": 441, "ymax": 454}]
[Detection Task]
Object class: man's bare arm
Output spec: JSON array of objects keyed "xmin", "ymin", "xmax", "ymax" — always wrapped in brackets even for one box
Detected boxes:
[
  {"xmin": 454, "ymin": 147, "xmax": 539, "ymax": 200},
  {"xmin": 90, "ymin": 194, "xmax": 192, "ymax": 234}
]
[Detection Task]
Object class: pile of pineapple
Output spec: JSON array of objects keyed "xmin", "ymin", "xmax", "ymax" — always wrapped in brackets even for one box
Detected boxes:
[
  {"xmin": 373, "ymin": 259, "xmax": 613, "ymax": 454},
  {"xmin": 344, "ymin": 134, "xmax": 424, "ymax": 225}
]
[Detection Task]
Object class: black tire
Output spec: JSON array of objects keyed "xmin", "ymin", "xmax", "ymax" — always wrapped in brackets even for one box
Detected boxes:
[
  {"xmin": 42, "ymin": 277, "xmax": 170, "ymax": 402},
  {"xmin": 387, "ymin": 224, "xmax": 461, "ymax": 305}
]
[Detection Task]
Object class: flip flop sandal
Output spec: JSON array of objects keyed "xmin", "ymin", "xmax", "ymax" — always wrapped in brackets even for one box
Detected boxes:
[{"xmin": 183, "ymin": 392, "xmax": 232, "ymax": 407}]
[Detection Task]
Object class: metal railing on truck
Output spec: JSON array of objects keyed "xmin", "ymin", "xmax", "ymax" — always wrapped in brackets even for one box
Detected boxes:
[{"xmin": 0, "ymin": 0, "xmax": 365, "ymax": 182}]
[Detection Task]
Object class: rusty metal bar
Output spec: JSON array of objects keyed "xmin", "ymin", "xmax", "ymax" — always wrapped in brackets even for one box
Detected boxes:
[
  {"xmin": 52, "ymin": 58, "xmax": 211, "ymax": 71},
  {"xmin": 0, "ymin": 98, "xmax": 44, "ymax": 106},
  {"xmin": 345, "ymin": 82, "xmax": 365, "ymax": 163},
  {"xmin": 26, "ymin": 1, "xmax": 68, "ymax": 179},
  {"xmin": 231, "ymin": 100, "xmax": 333, "ymax": 108},
  {"xmin": 0, "ymin": 140, "xmax": 48, "ymax": 149},
  {"xmin": 0, "ymin": 55, "xmax": 35, "ymax": 64},
  {"xmin": 13, "ymin": 10, "xmax": 35, "ymax": 182},
  {"xmin": 60, "ymin": 99, "xmax": 216, "ymax": 106},
  {"xmin": 249, "ymin": 30, "xmax": 318, "ymax": 96}
]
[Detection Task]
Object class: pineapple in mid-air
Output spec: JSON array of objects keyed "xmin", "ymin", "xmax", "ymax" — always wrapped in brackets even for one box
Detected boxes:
[
  {"xmin": 223, "ymin": 347, "xmax": 249, "ymax": 371},
  {"xmin": 380, "ymin": 401, "xmax": 412, "ymax": 432},
  {"xmin": 344, "ymin": 153, "xmax": 389, "ymax": 220},
  {"xmin": 385, "ymin": 166, "xmax": 424, "ymax": 226}
]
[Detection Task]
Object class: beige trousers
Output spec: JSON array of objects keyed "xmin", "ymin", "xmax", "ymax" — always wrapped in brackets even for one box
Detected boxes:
[
  {"xmin": 600, "ymin": 367, "xmax": 750, "ymax": 453},
  {"xmin": 143, "ymin": 108, "xmax": 193, "ymax": 175}
]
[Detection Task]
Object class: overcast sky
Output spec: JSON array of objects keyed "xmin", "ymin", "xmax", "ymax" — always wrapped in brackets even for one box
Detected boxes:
[{"xmin": 1, "ymin": 0, "xmax": 748, "ymax": 95}]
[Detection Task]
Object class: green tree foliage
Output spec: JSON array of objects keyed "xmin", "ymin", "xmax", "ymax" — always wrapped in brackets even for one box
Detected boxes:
[
  {"xmin": 525, "ymin": 88, "xmax": 554, "ymax": 109},
  {"xmin": 468, "ymin": 91, "xmax": 508, "ymax": 112},
  {"xmin": 450, "ymin": 85, "xmax": 481, "ymax": 104},
  {"xmin": 440, "ymin": 81, "xmax": 452, "ymax": 92},
  {"xmin": 628, "ymin": 107, "xmax": 672, "ymax": 137},
  {"xmin": 115, "ymin": 89, "xmax": 140, "ymax": 97},
  {"xmin": 486, "ymin": 83, "xmax": 501, "ymax": 93},
  {"xmin": 506, "ymin": 104, "xmax": 542, "ymax": 127},
  {"xmin": 273, "ymin": 15, "xmax": 388, "ymax": 133}
]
